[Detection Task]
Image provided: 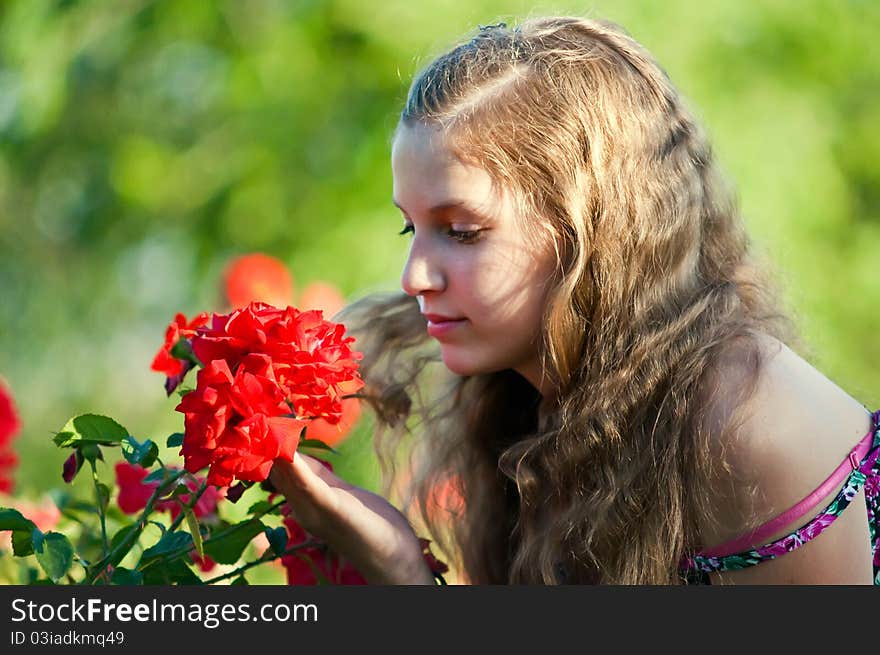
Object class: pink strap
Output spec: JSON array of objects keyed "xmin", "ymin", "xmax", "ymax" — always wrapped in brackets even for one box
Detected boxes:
[{"xmin": 698, "ymin": 410, "xmax": 877, "ymax": 559}]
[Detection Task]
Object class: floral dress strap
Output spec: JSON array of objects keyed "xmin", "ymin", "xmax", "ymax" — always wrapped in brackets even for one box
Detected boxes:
[{"xmin": 679, "ymin": 409, "xmax": 880, "ymax": 584}]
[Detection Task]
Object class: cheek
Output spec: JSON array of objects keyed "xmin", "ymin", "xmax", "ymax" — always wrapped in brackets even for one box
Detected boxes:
[{"xmin": 474, "ymin": 264, "xmax": 551, "ymax": 325}]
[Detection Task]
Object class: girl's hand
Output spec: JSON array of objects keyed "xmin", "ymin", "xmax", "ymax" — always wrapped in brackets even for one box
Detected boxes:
[{"xmin": 268, "ymin": 453, "xmax": 436, "ymax": 585}]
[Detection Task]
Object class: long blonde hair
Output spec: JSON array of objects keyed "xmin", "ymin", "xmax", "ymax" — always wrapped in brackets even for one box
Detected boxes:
[{"xmin": 340, "ymin": 16, "xmax": 800, "ymax": 584}]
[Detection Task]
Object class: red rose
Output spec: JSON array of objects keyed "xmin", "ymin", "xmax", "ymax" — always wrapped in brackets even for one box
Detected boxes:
[
  {"xmin": 151, "ymin": 312, "xmax": 209, "ymax": 378},
  {"xmin": 176, "ymin": 358, "xmax": 308, "ymax": 487},
  {"xmin": 190, "ymin": 304, "xmax": 284, "ymax": 370},
  {"xmin": 207, "ymin": 413, "xmax": 306, "ymax": 487},
  {"xmin": 191, "ymin": 304, "xmax": 363, "ymax": 423},
  {"xmin": 177, "ymin": 361, "xmax": 238, "ymax": 474},
  {"xmin": 174, "ymin": 303, "xmax": 362, "ymax": 486}
]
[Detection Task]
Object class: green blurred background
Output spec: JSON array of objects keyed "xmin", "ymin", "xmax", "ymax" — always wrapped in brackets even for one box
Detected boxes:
[{"xmin": 1, "ymin": 0, "xmax": 878, "ymax": 503}]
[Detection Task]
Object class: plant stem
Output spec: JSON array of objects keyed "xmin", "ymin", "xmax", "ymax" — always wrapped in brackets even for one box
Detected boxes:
[
  {"xmin": 83, "ymin": 468, "xmax": 186, "ymax": 584},
  {"xmin": 167, "ymin": 480, "xmax": 208, "ymax": 533},
  {"xmin": 200, "ymin": 541, "xmax": 321, "ymax": 585},
  {"xmin": 89, "ymin": 460, "xmax": 109, "ymax": 559},
  {"xmin": 151, "ymin": 499, "xmax": 287, "ymax": 568}
]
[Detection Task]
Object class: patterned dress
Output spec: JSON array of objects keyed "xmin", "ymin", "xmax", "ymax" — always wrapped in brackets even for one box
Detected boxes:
[{"xmin": 679, "ymin": 409, "xmax": 880, "ymax": 584}]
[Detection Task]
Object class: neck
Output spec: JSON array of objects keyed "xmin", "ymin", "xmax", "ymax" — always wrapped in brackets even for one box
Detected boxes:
[{"xmin": 514, "ymin": 360, "xmax": 555, "ymax": 399}]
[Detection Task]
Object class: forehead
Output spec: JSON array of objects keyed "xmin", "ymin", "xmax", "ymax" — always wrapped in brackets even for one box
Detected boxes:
[{"xmin": 391, "ymin": 123, "xmax": 498, "ymax": 215}]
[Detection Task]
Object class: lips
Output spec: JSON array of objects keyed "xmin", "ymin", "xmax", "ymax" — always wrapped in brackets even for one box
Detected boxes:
[{"xmin": 422, "ymin": 313, "xmax": 467, "ymax": 339}]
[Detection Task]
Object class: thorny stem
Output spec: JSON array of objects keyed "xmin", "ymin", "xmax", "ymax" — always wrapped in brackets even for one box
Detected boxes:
[
  {"xmin": 83, "ymin": 468, "xmax": 187, "ymax": 584},
  {"xmin": 88, "ymin": 460, "xmax": 109, "ymax": 559},
  {"xmin": 145, "ymin": 499, "xmax": 287, "ymax": 569},
  {"xmin": 166, "ymin": 479, "xmax": 209, "ymax": 533},
  {"xmin": 200, "ymin": 540, "xmax": 322, "ymax": 585}
]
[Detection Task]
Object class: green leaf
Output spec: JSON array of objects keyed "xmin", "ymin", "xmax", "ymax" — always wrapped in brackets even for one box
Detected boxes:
[
  {"xmin": 75, "ymin": 531, "xmax": 106, "ymax": 566},
  {"xmin": 141, "ymin": 558, "xmax": 202, "ymax": 585},
  {"xmin": 57, "ymin": 499, "xmax": 98, "ymax": 517},
  {"xmin": 109, "ymin": 524, "xmax": 139, "ymax": 552},
  {"xmin": 231, "ymin": 574, "xmax": 249, "ymax": 585},
  {"xmin": 143, "ymin": 468, "xmax": 170, "ymax": 485},
  {"xmin": 0, "ymin": 508, "xmax": 38, "ymax": 532},
  {"xmin": 169, "ymin": 339, "xmax": 203, "ymax": 367},
  {"xmin": 247, "ymin": 500, "xmax": 282, "ymax": 516},
  {"xmin": 140, "ymin": 531, "xmax": 193, "ymax": 561},
  {"xmin": 33, "ymin": 531, "xmax": 75, "ymax": 582},
  {"xmin": 53, "ymin": 414, "xmax": 129, "ymax": 448},
  {"xmin": 121, "ymin": 436, "xmax": 159, "ymax": 467},
  {"xmin": 265, "ymin": 526, "xmax": 288, "ymax": 557},
  {"xmin": 22, "ymin": 566, "xmax": 40, "ymax": 584},
  {"xmin": 298, "ymin": 438, "xmax": 339, "ymax": 455},
  {"xmin": 176, "ymin": 387, "xmax": 194, "ymax": 398},
  {"xmin": 49, "ymin": 489, "xmax": 97, "ymax": 516},
  {"xmin": 203, "ymin": 519, "xmax": 266, "ymax": 565},
  {"xmin": 147, "ymin": 521, "xmax": 167, "ymax": 535},
  {"xmin": 111, "ymin": 567, "xmax": 143, "ymax": 585},
  {"xmin": 185, "ymin": 509, "xmax": 203, "ymax": 558},
  {"xmin": 95, "ymin": 483, "xmax": 111, "ymax": 512},
  {"xmin": 79, "ymin": 443, "xmax": 104, "ymax": 463},
  {"xmin": 159, "ymin": 482, "xmax": 190, "ymax": 502},
  {"xmin": 12, "ymin": 530, "xmax": 34, "ymax": 556},
  {"xmin": 166, "ymin": 432, "xmax": 185, "ymax": 448}
]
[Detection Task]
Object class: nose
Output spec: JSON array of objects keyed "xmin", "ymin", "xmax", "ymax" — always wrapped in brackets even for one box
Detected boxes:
[{"xmin": 400, "ymin": 238, "xmax": 445, "ymax": 297}]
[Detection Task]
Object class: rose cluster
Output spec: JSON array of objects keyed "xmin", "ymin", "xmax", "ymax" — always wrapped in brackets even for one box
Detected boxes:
[{"xmin": 152, "ymin": 303, "xmax": 363, "ymax": 487}]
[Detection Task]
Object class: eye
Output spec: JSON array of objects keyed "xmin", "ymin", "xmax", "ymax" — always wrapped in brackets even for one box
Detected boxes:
[
  {"xmin": 447, "ymin": 228, "xmax": 481, "ymax": 244},
  {"xmin": 398, "ymin": 224, "xmax": 414, "ymax": 237}
]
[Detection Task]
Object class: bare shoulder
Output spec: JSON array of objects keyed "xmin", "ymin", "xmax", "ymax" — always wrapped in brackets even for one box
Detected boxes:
[
  {"xmin": 710, "ymin": 332, "xmax": 871, "ymax": 477},
  {"xmin": 698, "ymin": 331, "xmax": 875, "ymax": 584}
]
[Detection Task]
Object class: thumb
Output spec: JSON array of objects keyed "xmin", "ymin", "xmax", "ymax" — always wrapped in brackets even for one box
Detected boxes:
[{"xmin": 269, "ymin": 453, "xmax": 343, "ymax": 507}]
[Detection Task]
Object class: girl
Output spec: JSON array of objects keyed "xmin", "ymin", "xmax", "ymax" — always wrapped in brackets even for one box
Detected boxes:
[{"xmin": 269, "ymin": 16, "xmax": 879, "ymax": 584}]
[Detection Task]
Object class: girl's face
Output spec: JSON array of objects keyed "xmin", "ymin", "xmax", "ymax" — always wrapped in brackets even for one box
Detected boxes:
[{"xmin": 391, "ymin": 123, "xmax": 556, "ymax": 392}]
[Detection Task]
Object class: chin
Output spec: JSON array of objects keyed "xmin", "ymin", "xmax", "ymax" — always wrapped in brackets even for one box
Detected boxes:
[{"xmin": 440, "ymin": 348, "xmax": 499, "ymax": 378}]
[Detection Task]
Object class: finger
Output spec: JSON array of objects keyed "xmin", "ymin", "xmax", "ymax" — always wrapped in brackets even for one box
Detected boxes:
[
  {"xmin": 269, "ymin": 455, "xmax": 341, "ymax": 515},
  {"xmin": 295, "ymin": 452, "xmax": 347, "ymax": 487}
]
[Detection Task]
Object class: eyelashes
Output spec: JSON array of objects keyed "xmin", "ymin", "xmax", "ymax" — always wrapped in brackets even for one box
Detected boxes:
[
  {"xmin": 447, "ymin": 229, "xmax": 481, "ymax": 244},
  {"xmin": 398, "ymin": 224, "xmax": 482, "ymax": 244}
]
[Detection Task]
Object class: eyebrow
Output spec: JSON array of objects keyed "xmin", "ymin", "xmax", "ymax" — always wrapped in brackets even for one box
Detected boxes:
[{"xmin": 391, "ymin": 198, "xmax": 484, "ymax": 218}]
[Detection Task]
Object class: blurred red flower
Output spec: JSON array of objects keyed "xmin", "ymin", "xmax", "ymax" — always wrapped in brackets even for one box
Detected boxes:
[
  {"xmin": 115, "ymin": 461, "xmax": 157, "ymax": 514},
  {"xmin": 304, "ymin": 397, "xmax": 362, "ymax": 447},
  {"xmin": 426, "ymin": 474, "xmax": 465, "ymax": 523},
  {"xmin": 0, "ymin": 377, "xmax": 21, "ymax": 494},
  {"xmin": 189, "ymin": 551, "xmax": 217, "ymax": 573},
  {"xmin": 280, "ymin": 513, "xmax": 367, "ymax": 585},
  {"xmin": 0, "ymin": 495, "xmax": 60, "ymax": 551},
  {"xmin": 114, "ymin": 462, "xmax": 222, "ymax": 519},
  {"xmin": 224, "ymin": 253, "xmax": 294, "ymax": 310},
  {"xmin": 300, "ymin": 281, "xmax": 345, "ymax": 319}
]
